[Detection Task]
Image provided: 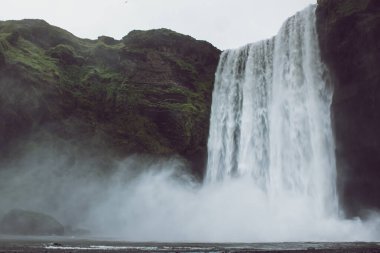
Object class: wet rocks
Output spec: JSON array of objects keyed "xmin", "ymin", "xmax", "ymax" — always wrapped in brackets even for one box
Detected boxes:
[
  {"xmin": 317, "ymin": 0, "xmax": 380, "ymax": 216},
  {"xmin": 0, "ymin": 209, "xmax": 64, "ymax": 236}
]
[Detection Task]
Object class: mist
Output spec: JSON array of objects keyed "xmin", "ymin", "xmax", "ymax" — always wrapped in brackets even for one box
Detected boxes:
[{"xmin": 1, "ymin": 141, "xmax": 380, "ymax": 243}]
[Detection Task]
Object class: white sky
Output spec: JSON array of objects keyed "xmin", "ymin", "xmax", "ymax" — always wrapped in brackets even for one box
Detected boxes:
[{"xmin": 0, "ymin": 0, "xmax": 316, "ymax": 50}]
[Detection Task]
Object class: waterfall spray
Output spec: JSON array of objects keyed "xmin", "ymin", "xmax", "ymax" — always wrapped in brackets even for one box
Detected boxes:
[
  {"xmin": 207, "ymin": 5, "xmax": 338, "ymax": 218},
  {"xmin": 2, "ymin": 5, "xmax": 380, "ymax": 242}
]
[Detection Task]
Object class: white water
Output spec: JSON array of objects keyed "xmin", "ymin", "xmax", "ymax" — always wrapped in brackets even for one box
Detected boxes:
[
  {"xmin": 1, "ymin": 5, "xmax": 380, "ymax": 243},
  {"xmin": 207, "ymin": 5, "xmax": 338, "ymax": 219}
]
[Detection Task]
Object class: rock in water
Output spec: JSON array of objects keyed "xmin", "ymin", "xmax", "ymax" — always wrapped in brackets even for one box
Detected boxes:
[{"xmin": 0, "ymin": 209, "xmax": 64, "ymax": 235}]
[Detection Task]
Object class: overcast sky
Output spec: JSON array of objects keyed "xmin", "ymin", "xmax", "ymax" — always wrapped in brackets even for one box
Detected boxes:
[{"xmin": 1, "ymin": 0, "xmax": 316, "ymax": 50}]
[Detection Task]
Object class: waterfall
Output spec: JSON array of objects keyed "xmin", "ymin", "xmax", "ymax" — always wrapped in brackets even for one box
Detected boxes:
[{"xmin": 206, "ymin": 5, "xmax": 338, "ymax": 217}]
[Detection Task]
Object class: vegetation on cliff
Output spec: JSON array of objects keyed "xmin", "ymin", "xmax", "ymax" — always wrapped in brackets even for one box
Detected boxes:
[{"xmin": 0, "ymin": 19, "xmax": 220, "ymax": 175}]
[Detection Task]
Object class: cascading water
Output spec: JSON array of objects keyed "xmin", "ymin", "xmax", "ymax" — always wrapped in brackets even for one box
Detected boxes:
[
  {"xmin": 207, "ymin": 5, "xmax": 338, "ymax": 218},
  {"xmin": 3, "ymin": 5, "xmax": 380, "ymax": 243}
]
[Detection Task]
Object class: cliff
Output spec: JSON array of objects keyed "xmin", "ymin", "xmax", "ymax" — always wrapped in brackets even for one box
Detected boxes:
[
  {"xmin": 0, "ymin": 20, "xmax": 220, "ymax": 176},
  {"xmin": 317, "ymin": 0, "xmax": 380, "ymax": 216}
]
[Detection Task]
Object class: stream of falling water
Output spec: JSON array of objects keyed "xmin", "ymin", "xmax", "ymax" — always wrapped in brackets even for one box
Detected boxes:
[
  {"xmin": 2, "ymin": 5, "xmax": 380, "ymax": 243},
  {"xmin": 206, "ymin": 5, "xmax": 338, "ymax": 219}
]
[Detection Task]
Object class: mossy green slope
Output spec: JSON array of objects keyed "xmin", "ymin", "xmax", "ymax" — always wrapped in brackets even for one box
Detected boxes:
[{"xmin": 0, "ymin": 19, "xmax": 221, "ymax": 175}]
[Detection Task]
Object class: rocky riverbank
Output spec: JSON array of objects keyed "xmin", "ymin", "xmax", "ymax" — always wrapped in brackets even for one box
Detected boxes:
[{"xmin": 1, "ymin": 240, "xmax": 380, "ymax": 253}]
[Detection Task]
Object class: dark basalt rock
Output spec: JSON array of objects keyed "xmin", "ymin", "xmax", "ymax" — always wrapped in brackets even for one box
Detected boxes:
[
  {"xmin": 47, "ymin": 44, "xmax": 84, "ymax": 65},
  {"xmin": 317, "ymin": 0, "xmax": 380, "ymax": 216},
  {"xmin": 0, "ymin": 19, "xmax": 221, "ymax": 177},
  {"xmin": 98, "ymin": 35, "xmax": 120, "ymax": 46},
  {"xmin": 0, "ymin": 209, "xmax": 64, "ymax": 235}
]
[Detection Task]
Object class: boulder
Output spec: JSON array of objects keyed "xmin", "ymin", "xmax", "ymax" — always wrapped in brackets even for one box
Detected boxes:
[{"xmin": 0, "ymin": 209, "xmax": 64, "ymax": 236}]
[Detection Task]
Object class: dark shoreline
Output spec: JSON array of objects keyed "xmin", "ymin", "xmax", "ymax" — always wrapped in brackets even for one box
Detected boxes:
[{"xmin": 1, "ymin": 237, "xmax": 380, "ymax": 253}]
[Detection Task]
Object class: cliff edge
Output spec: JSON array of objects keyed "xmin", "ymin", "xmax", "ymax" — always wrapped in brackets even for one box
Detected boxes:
[
  {"xmin": 0, "ymin": 20, "xmax": 221, "ymax": 176},
  {"xmin": 317, "ymin": 0, "xmax": 380, "ymax": 216}
]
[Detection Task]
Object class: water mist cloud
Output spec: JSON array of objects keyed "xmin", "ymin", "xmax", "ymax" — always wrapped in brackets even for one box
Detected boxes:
[{"xmin": 1, "ymin": 145, "xmax": 380, "ymax": 242}]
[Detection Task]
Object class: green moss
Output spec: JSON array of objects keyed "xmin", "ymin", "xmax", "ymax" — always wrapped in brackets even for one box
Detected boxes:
[
  {"xmin": 194, "ymin": 80, "xmax": 213, "ymax": 96},
  {"xmin": 123, "ymin": 82, "xmax": 203, "ymax": 113},
  {"xmin": 47, "ymin": 44, "xmax": 84, "ymax": 65},
  {"xmin": 166, "ymin": 55, "xmax": 197, "ymax": 76},
  {"xmin": 95, "ymin": 39, "xmax": 124, "ymax": 50},
  {"xmin": 6, "ymin": 31, "xmax": 20, "ymax": 45},
  {"xmin": 0, "ymin": 36, "xmax": 9, "ymax": 65},
  {"xmin": 5, "ymin": 38, "xmax": 59, "ymax": 81},
  {"xmin": 0, "ymin": 36, "xmax": 10, "ymax": 51},
  {"xmin": 81, "ymin": 67, "xmax": 120, "ymax": 83},
  {"xmin": 0, "ymin": 19, "xmax": 220, "ymax": 172},
  {"xmin": 97, "ymin": 36, "xmax": 118, "ymax": 46}
]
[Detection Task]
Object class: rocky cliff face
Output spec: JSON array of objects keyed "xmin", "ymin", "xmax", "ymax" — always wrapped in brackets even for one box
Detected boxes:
[
  {"xmin": 317, "ymin": 0, "xmax": 380, "ymax": 216},
  {"xmin": 0, "ymin": 20, "xmax": 220, "ymax": 176}
]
